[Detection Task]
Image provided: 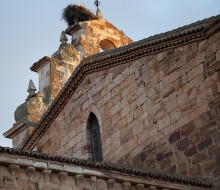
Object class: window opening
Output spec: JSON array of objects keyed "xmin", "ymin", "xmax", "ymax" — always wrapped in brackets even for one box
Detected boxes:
[
  {"xmin": 99, "ymin": 39, "xmax": 116, "ymax": 52},
  {"xmin": 87, "ymin": 113, "xmax": 103, "ymax": 162}
]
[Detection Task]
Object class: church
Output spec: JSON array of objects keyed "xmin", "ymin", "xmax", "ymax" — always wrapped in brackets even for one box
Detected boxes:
[{"xmin": 1, "ymin": 2, "xmax": 220, "ymax": 189}]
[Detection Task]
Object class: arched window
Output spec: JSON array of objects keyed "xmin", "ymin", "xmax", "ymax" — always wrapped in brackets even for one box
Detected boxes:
[
  {"xmin": 99, "ymin": 39, "xmax": 116, "ymax": 52},
  {"xmin": 87, "ymin": 112, "xmax": 103, "ymax": 162}
]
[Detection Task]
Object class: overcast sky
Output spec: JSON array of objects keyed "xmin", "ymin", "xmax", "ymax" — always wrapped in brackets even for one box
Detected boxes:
[{"xmin": 0, "ymin": 0, "xmax": 219, "ymax": 147}]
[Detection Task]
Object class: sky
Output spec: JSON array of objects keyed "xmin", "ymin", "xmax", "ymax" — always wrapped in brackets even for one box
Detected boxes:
[{"xmin": 0, "ymin": 0, "xmax": 219, "ymax": 148}]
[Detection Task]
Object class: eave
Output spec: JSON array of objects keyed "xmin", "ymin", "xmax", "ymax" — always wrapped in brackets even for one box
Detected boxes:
[
  {"xmin": 0, "ymin": 146, "xmax": 212, "ymax": 189},
  {"xmin": 30, "ymin": 56, "xmax": 52, "ymax": 72},
  {"xmin": 4, "ymin": 121, "xmax": 27, "ymax": 139}
]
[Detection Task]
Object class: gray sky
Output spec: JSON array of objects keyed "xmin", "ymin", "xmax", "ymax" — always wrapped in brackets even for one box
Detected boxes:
[{"xmin": 0, "ymin": 0, "xmax": 219, "ymax": 147}]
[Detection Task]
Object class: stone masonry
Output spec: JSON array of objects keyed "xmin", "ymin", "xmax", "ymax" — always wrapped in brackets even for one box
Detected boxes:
[
  {"xmin": 5, "ymin": 4, "xmax": 132, "ymax": 150},
  {"xmin": 35, "ymin": 23, "xmax": 220, "ymax": 184},
  {"xmin": 0, "ymin": 147, "xmax": 212, "ymax": 190},
  {"xmin": 3, "ymin": 4, "xmax": 220, "ymax": 190}
]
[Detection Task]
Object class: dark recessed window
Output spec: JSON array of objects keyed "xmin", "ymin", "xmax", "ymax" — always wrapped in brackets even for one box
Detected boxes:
[{"xmin": 87, "ymin": 112, "xmax": 103, "ymax": 162}]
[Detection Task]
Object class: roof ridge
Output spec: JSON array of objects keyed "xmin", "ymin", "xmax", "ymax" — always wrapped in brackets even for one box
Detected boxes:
[{"xmin": 0, "ymin": 146, "xmax": 212, "ymax": 188}]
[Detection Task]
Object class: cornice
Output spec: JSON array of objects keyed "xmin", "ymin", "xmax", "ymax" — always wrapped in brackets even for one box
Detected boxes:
[
  {"xmin": 22, "ymin": 15, "xmax": 220, "ymax": 151},
  {"xmin": 4, "ymin": 121, "xmax": 27, "ymax": 139},
  {"xmin": 30, "ymin": 56, "xmax": 52, "ymax": 72},
  {"xmin": 0, "ymin": 146, "xmax": 212, "ymax": 188}
]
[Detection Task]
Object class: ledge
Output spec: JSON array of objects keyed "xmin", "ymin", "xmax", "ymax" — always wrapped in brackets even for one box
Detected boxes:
[{"xmin": 0, "ymin": 146, "xmax": 212, "ymax": 189}]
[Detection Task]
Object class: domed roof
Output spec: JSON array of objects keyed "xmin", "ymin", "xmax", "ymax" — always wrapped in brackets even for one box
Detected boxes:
[{"xmin": 14, "ymin": 102, "xmax": 28, "ymax": 123}]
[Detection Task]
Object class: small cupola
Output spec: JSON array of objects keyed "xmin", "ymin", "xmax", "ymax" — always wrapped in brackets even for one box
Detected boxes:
[{"xmin": 4, "ymin": 80, "xmax": 48, "ymax": 149}]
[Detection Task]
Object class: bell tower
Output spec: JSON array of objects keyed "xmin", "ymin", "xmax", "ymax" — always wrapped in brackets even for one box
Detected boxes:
[
  {"xmin": 63, "ymin": 2, "xmax": 133, "ymax": 60},
  {"xmin": 4, "ymin": 1, "xmax": 132, "ymax": 148}
]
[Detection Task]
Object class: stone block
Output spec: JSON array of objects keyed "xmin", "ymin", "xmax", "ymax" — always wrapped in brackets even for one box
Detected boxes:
[
  {"xmin": 174, "ymin": 47, "xmax": 184, "ymax": 59},
  {"xmin": 189, "ymin": 164, "xmax": 201, "ymax": 176},
  {"xmin": 208, "ymin": 32, "xmax": 220, "ymax": 44},
  {"xmin": 186, "ymin": 46, "xmax": 198, "ymax": 62},
  {"xmin": 34, "ymin": 162, "xmax": 47, "ymax": 169},
  {"xmin": 198, "ymin": 40, "xmax": 208, "ymax": 52},
  {"xmin": 168, "ymin": 165, "xmax": 176, "ymax": 174},
  {"xmin": 192, "ymin": 153, "xmax": 208, "ymax": 165},
  {"xmin": 187, "ymin": 64, "xmax": 204, "ymax": 82},
  {"xmin": 48, "ymin": 163, "xmax": 64, "ymax": 171},
  {"xmin": 169, "ymin": 130, "xmax": 180, "ymax": 144},
  {"xmin": 202, "ymin": 159, "xmax": 216, "ymax": 172},
  {"xmin": 170, "ymin": 109, "xmax": 181, "ymax": 123},
  {"xmin": 206, "ymin": 44, "xmax": 216, "ymax": 57},
  {"xmin": 177, "ymin": 156, "xmax": 187, "ymax": 174},
  {"xmin": 189, "ymin": 131, "xmax": 201, "ymax": 145},
  {"xmin": 136, "ymin": 184, "xmax": 144, "ymax": 190},
  {"xmin": 176, "ymin": 137, "xmax": 190, "ymax": 151},
  {"xmin": 160, "ymin": 159, "xmax": 171, "ymax": 170},
  {"xmin": 214, "ymin": 61, "xmax": 220, "ymax": 71},
  {"xmin": 180, "ymin": 122, "xmax": 195, "ymax": 136},
  {"xmin": 184, "ymin": 146, "xmax": 197, "ymax": 157},
  {"xmin": 149, "ymin": 186, "xmax": 157, "ymax": 190},
  {"xmin": 3, "ymin": 176, "xmax": 13, "ymax": 188},
  {"xmin": 177, "ymin": 92, "xmax": 187, "ymax": 106},
  {"xmin": 197, "ymin": 137, "xmax": 213, "ymax": 151},
  {"xmin": 157, "ymin": 116, "xmax": 171, "ymax": 131},
  {"xmin": 208, "ymin": 145, "xmax": 220, "ymax": 157}
]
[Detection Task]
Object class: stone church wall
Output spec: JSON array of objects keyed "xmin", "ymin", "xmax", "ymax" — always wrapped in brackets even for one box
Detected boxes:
[{"xmin": 37, "ymin": 31, "xmax": 220, "ymax": 182}]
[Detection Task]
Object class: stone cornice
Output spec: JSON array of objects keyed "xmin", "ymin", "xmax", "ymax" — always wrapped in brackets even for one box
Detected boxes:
[
  {"xmin": 4, "ymin": 121, "xmax": 27, "ymax": 139},
  {"xmin": 0, "ymin": 146, "xmax": 212, "ymax": 189},
  {"xmin": 22, "ymin": 15, "xmax": 220, "ymax": 151},
  {"xmin": 30, "ymin": 56, "xmax": 52, "ymax": 72}
]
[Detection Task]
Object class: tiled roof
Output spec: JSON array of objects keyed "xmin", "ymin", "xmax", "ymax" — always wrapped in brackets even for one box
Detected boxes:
[
  {"xmin": 22, "ymin": 14, "xmax": 220, "ymax": 151},
  {"xmin": 0, "ymin": 146, "xmax": 212, "ymax": 188}
]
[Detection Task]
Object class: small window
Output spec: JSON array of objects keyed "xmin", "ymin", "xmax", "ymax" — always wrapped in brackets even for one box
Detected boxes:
[
  {"xmin": 99, "ymin": 39, "xmax": 116, "ymax": 52},
  {"xmin": 87, "ymin": 113, "xmax": 103, "ymax": 162}
]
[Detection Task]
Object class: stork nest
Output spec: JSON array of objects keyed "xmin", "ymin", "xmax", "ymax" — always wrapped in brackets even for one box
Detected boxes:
[{"xmin": 62, "ymin": 4, "xmax": 97, "ymax": 26}]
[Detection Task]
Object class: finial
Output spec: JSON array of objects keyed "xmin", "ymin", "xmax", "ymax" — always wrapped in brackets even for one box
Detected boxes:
[
  {"xmin": 27, "ymin": 80, "xmax": 37, "ymax": 96},
  {"xmin": 94, "ymin": 0, "xmax": 101, "ymax": 8},
  {"xmin": 60, "ymin": 31, "xmax": 68, "ymax": 43},
  {"xmin": 94, "ymin": 0, "xmax": 103, "ymax": 18}
]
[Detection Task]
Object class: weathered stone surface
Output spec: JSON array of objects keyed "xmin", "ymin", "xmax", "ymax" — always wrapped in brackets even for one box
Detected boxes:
[
  {"xmin": 184, "ymin": 146, "xmax": 197, "ymax": 157},
  {"xmin": 189, "ymin": 164, "xmax": 201, "ymax": 176},
  {"xmin": 216, "ymin": 153, "xmax": 220, "ymax": 166},
  {"xmin": 202, "ymin": 159, "xmax": 216, "ymax": 172},
  {"xmin": 181, "ymin": 122, "xmax": 195, "ymax": 136},
  {"xmin": 0, "ymin": 151, "xmax": 208, "ymax": 190},
  {"xmin": 197, "ymin": 138, "xmax": 213, "ymax": 151},
  {"xmin": 192, "ymin": 153, "xmax": 208, "ymax": 165},
  {"xmin": 5, "ymin": 11, "xmax": 220, "ymax": 188},
  {"xmin": 33, "ymin": 32, "xmax": 220, "ymax": 184},
  {"xmin": 169, "ymin": 130, "xmax": 180, "ymax": 144},
  {"xmin": 176, "ymin": 137, "xmax": 190, "ymax": 151}
]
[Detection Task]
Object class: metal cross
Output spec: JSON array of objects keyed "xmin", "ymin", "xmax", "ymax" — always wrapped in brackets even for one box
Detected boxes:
[{"xmin": 94, "ymin": 0, "xmax": 101, "ymax": 8}]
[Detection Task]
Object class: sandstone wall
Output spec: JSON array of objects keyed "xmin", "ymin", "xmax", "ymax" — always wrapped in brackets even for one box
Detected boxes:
[{"xmin": 37, "ymin": 31, "xmax": 220, "ymax": 182}]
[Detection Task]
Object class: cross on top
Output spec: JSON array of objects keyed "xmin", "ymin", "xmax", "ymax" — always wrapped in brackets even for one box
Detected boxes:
[{"xmin": 94, "ymin": 0, "xmax": 101, "ymax": 9}]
